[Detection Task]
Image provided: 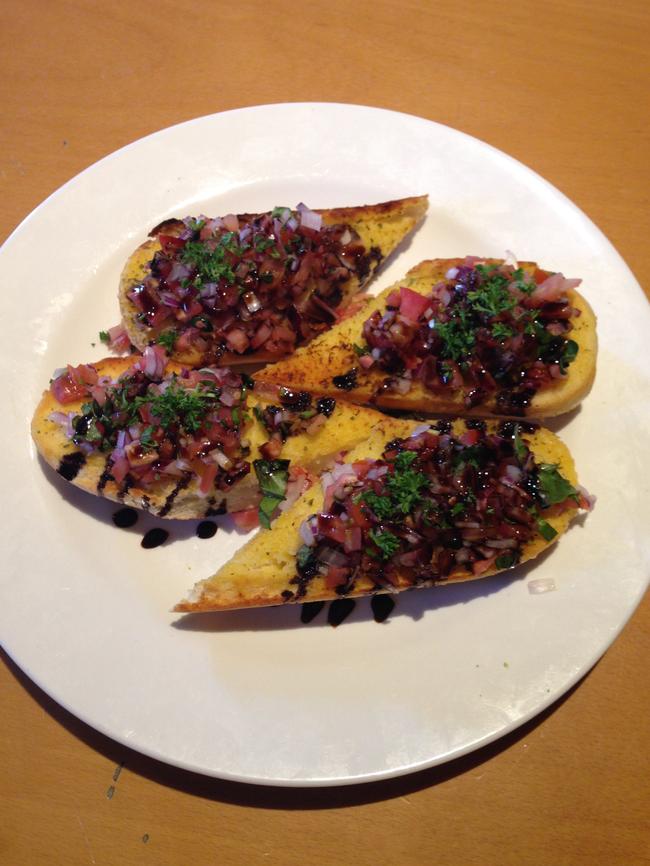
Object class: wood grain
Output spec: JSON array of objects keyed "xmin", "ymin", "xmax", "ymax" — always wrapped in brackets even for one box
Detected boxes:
[{"xmin": 1, "ymin": 1, "xmax": 648, "ymax": 864}]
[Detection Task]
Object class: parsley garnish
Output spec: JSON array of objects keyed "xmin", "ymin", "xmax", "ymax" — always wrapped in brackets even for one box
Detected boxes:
[
  {"xmin": 99, "ymin": 330, "xmax": 110, "ymax": 344},
  {"xmin": 181, "ymin": 237, "xmax": 237, "ymax": 285},
  {"xmin": 136, "ymin": 379, "xmax": 219, "ymax": 433},
  {"xmin": 468, "ymin": 267, "xmax": 516, "ymax": 318},
  {"xmin": 156, "ymin": 330, "xmax": 178, "ymax": 353},
  {"xmin": 253, "ymin": 459, "xmax": 290, "ymax": 529},
  {"xmin": 491, "ymin": 322, "xmax": 514, "ymax": 341},
  {"xmin": 360, "ymin": 450, "xmax": 428, "ymax": 519},
  {"xmin": 369, "ymin": 528, "xmax": 401, "ymax": 560},
  {"xmin": 361, "ymin": 491, "xmax": 394, "ymax": 520}
]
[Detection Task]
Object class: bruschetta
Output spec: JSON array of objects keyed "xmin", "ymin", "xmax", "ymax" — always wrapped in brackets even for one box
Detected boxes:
[
  {"xmin": 175, "ymin": 416, "xmax": 591, "ymax": 612},
  {"xmin": 118, "ymin": 196, "xmax": 428, "ymax": 367},
  {"xmin": 31, "ymin": 348, "xmax": 385, "ymax": 521},
  {"xmin": 255, "ymin": 257, "xmax": 597, "ymax": 419}
]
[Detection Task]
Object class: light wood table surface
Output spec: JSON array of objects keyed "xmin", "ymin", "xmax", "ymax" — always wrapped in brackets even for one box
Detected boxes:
[{"xmin": 2, "ymin": 2, "xmax": 648, "ymax": 864}]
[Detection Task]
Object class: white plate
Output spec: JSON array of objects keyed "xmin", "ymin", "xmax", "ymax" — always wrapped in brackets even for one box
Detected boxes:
[{"xmin": 1, "ymin": 103, "xmax": 649, "ymax": 787}]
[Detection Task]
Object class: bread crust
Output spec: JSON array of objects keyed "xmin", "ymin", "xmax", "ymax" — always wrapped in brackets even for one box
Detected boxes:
[
  {"xmin": 255, "ymin": 258, "xmax": 598, "ymax": 419},
  {"xmin": 31, "ymin": 357, "xmax": 386, "ymax": 519},
  {"xmin": 118, "ymin": 196, "xmax": 428, "ymax": 365},
  {"xmin": 175, "ymin": 418, "xmax": 580, "ymax": 612}
]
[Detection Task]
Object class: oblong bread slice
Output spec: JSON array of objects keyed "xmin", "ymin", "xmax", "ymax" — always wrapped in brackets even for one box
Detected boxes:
[
  {"xmin": 31, "ymin": 356, "xmax": 386, "ymax": 519},
  {"xmin": 255, "ymin": 258, "xmax": 597, "ymax": 419},
  {"xmin": 119, "ymin": 196, "xmax": 429, "ymax": 366},
  {"xmin": 175, "ymin": 418, "xmax": 581, "ymax": 612}
]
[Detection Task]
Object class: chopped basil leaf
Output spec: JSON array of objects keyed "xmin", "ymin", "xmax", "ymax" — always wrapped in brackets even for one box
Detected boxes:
[
  {"xmin": 537, "ymin": 518, "xmax": 558, "ymax": 541},
  {"xmin": 296, "ymin": 544, "xmax": 313, "ymax": 568},
  {"xmin": 513, "ymin": 427, "xmax": 527, "ymax": 462},
  {"xmin": 253, "ymin": 459, "xmax": 290, "ymax": 529},
  {"xmin": 559, "ymin": 339, "xmax": 579, "ymax": 373},
  {"xmin": 495, "ymin": 552, "xmax": 517, "ymax": 569},
  {"xmin": 536, "ymin": 463, "xmax": 578, "ymax": 507}
]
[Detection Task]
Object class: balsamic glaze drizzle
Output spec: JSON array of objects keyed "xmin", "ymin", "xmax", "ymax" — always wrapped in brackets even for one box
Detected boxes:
[
  {"xmin": 141, "ymin": 528, "xmax": 169, "ymax": 549},
  {"xmin": 327, "ymin": 598, "xmax": 356, "ymax": 627},
  {"xmin": 57, "ymin": 452, "xmax": 85, "ymax": 481},
  {"xmin": 112, "ymin": 507, "xmax": 138, "ymax": 529},
  {"xmin": 371, "ymin": 594, "xmax": 395, "ymax": 623},
  {"xmin": 157, "ymin": 473, "xmax": 191, "ymax": 517},
  {"xmin": 196, "ymin": 521, "xmax": 217, "ymax": 539},
  {"xmin": 300, "ymin": 601, "xmax": 325, "ymax": 623}
]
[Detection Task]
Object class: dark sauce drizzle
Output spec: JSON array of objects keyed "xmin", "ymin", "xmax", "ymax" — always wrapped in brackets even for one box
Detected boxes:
[
  {"xmin": 327, "ymin": 598, "xmax": 356, "ymax": 627},
  {"xmin": 157, "ymin": 473, "xmax": 191, "ymax": 517},
  {"xmin": 141, "ymin": 528, "xmax": 169, "ymax": 549},
  {"xmin": 300, "ymin": 601, "xmax": 325, "ymax": 623},
  {"xmin": 96, "ymin": 456, "xmax": 114, "ymax": 494},
  {"xmin": 57, "ymin": 452, "xmax": 85, "ymax": 481},
  {"xmin": 332, "ymin": 368, "xmax": 358, "ymax": 390},
  {"xmin": 112, "ymin": 507, "xmax": 138, "ymax": 528},
  {"xmin": 196, "ymin": 520, "xmax": 217, "ymax": 539},
  {"xmin": 371, "ymin": 594, "xmax": 395, "ymax": 623}
]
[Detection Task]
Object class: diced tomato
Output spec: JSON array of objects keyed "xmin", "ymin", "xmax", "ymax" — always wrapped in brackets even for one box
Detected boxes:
[
  {"xmin": 347, "ymin": 500, "xmax": 372, "ymax": 530},
  {"xmin": 197, "ymin": 461, "xmax": 219, "ymax": 495},
  {"xmin": 533, "ymin": 268, "xmax": 550, "ymax": 285},
  {"xmin": 158, "ymin": 235, "xmax": 186, "ymax": 255},
  {"xmin": 324, "ymin": 566, "xmax": 350, "ymax": 589},
  {"xmin": 50, "ymin": 373, "xmax": 90, "ymax": 404},
  {"xmin": 459, "ymin": 429, "xmax": 481, "ymax": 446},
  {"xmin": 399, "ymin": 286, "xmax": 431, "ymax": 322},
  {"xmin": 232, "ymin": 507, "xmax": 260, "ymax": 532},
  {"xmin": 317, "ymin": 514, "xmax": 348, "ymax": 544}
]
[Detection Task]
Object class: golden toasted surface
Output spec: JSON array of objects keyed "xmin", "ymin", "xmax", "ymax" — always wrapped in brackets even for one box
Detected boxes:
[
  {"xmin": 255, "ymin": 258, "xmax": 598, "ymax": 419},
  {"xmin": 31, "ymin": 357, "xmax": 385, "ymax": 519},
  {"xmin": 175, "ymin": 419, "xmax": 580, "ymax": 612},
  {"xmin": 118, "ymin": 196, "xmax": 428, "ymax": 364}
]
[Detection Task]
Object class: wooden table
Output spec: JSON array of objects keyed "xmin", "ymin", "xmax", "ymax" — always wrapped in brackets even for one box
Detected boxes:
[{"xmin": 2, "ymin": 2, "xmax": 648, "ymax": 864}]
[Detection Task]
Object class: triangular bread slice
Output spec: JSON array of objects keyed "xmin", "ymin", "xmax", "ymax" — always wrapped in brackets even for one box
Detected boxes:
[
  {"xmin": 31, "ymin": 356, "xmax": 386, "ymax": 520},
  {"xmin": 119, "ymin": 196, "xmax": 428, "ymax": 367},
  {"xmin": 175, "ymin": 417, "xmax": 584, "ymax": 612},
  {"xmin": 255, "ymin": 258, "xmax": 597, "ymax": 419}
]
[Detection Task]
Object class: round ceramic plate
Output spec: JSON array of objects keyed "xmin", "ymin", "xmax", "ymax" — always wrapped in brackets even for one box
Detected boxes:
[{"xmin": 1, "ymin": 104, "xmax": 649, "ymax": 787}]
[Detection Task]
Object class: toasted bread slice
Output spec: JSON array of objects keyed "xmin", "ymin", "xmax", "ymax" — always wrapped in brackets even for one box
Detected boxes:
[
  {"xmin": 119, "ymin": 196, "xmax": 428, "ymax": 367},
  {"xmin": 255, "ymin": 258, "xmax": 598, "ymax": 419},
  {"xmin": 31, "ymin": 356, "xmax": 385, "ymax": 520},
  {"xmin": 175, "ymin": 417, "xmax": 585, "ymax": 612}
]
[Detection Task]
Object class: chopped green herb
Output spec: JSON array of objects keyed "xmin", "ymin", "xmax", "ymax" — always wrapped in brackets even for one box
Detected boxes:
[
  {"xmin": 536, "ymin": 463, "xmax": 578, "ymax": 507},
  {"xmin": 99, "ymin": 330, "xmax": 110, "ymax": 344},
  {"xmin": 156, "ymin": 330, "xmax": 178, "ymax": 353},
  {"xmin": 253, "ymin": 459, "xmax": 290, "ymax": 529},
  {"xmin": 181, "ymin": 237, "xmax": 237, "ymax": 285},
  {"xmin": 135, "ymin": 379, "xmax": 219, "ymax": 433},
  {"xmin": 352, "ymin": 343, "xmax": 370, "ymax": 357},
  {"xmin": 491, "ymin": 322, "xmax": 514, "ymax": 341},
  {"xmin": 537, "ymin": 518, "xmax": 558, "ymax": 541},
  {"xmin": 296, "ymin": 544, "xmax": 314, "ymax": 568},
  {"xmin": 513, "ymin": 427, "xmax": 528, "ymax": 462},
  {"xmin": 368, "ymin": 528, "xmax": 401, "ymax": 560},
  {"xmin": 495, "ymin": 552, "xmax": 517, "ymax": 569},
  {"xmin": 559, "ymin": 339, "xmax": 579, "ymax": 373},
  {"xmin": 361, "ymin": 490, "xmax": 395, "ymax": 520}
]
